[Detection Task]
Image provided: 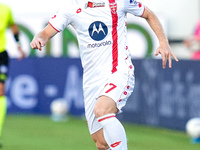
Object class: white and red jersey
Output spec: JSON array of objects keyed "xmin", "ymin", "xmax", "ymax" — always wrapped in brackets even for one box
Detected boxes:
[{"xmin": 49, "ymin": 0, "xmax": 144, "ymax": 89}]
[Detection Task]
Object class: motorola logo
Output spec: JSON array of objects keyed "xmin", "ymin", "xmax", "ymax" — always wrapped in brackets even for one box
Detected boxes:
[{"xmin": 88, "ymin": 21, "xmax": 108, "ymax": 41}]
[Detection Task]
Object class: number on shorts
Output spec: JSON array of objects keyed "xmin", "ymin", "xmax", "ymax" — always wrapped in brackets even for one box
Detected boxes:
[{"xmin": 105, "ymin": 83, "xmax": 117, "ymax": 93}]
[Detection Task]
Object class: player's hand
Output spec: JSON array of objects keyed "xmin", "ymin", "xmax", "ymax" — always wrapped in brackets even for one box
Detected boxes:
[
  {"xmin": 155, "ymin": 44, "xmax": 179, "ymax": 69},
  {"xmin": 30, "ymin": 38, "xmax": 46, "ymax": 51}
]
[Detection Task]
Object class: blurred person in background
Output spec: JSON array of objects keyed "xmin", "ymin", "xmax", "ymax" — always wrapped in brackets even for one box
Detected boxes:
[
  {"xmin": 0, "ymin": 3, "xmax": 25, "ymax": 147},
  {"xmin": 30, "ymin": 0, "xmax": 178, "ymax": 149},
  {"xmin": 184, "ymin": 20, "xmax": 200, "ymax": 60}
]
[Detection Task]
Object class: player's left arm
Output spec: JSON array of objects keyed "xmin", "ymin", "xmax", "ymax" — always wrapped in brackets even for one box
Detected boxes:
[
  {"xmin": 141, "ymin": 6, "xmax": 178, "ymax": 69},
  {"xmin": 10, "ymin": 24, "xmax": 25, "ymax": 60}
]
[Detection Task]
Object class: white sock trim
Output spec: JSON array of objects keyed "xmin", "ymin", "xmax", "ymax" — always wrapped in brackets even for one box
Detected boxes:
[{"xmin": 97, "ymin": 113, "xmax": 116, "ymax": 123}]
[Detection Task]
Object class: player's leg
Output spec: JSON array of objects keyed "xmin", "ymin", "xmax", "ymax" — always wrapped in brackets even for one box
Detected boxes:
[
  {"xmin": 0, "ymin": 89, "xmax": 6, "ymax": 137},
  {"xmin": 91, "ymin": 128, "xmax": 109, "ymax": 150},
  {"xmin": 0, "ymin": 51, "xmax": 9, "ymax": 147},
  {"xmin": 92, "ymin": 71, "xmax": 135, "ymax": 150},
  {"xmin": 0, "ymin": 83, "xmax": 6, "ymax": 147},
  {"xmin": 93, "ymin": 95, "xmax": 127, "ymax": 150}
]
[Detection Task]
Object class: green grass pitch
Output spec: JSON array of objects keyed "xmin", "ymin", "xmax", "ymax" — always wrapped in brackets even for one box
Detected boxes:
[{"xmin": 1, "ymin": 115, "xmax": 199, "ymax": 150}]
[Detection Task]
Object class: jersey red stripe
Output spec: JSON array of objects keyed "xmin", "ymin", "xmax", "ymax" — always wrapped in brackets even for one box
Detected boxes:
[
  {"xmin": 48, "ymin": 21, "xmax": 60, "ymax": 32},
  {"xmin": 109, "ymin": 0, "xmax": 118, "ymax": 73}
]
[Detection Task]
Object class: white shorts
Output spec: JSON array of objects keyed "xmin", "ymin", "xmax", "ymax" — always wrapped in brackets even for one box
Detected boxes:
[{"xmin": 84, "ymin": 71, "xmax": 135, "ymax": 134}]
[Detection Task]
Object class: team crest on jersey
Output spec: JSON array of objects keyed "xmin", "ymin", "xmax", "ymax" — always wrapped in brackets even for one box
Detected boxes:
[{"xmin": 109, "ymin": 2, "xmax": 117, "ymax": 14}]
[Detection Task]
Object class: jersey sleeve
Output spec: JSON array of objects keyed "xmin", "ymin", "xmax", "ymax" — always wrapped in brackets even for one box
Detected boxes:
[
  {"xmin": 48, "ymin": 5, "xmax": 73, "ymax": 32},
  {"xmin": 7, "ymin": 7, "xmax": 15, "ymax": 26},
  {"xmin": 124, "ymin": 0, "xmax": 145, "ymax": 17}
]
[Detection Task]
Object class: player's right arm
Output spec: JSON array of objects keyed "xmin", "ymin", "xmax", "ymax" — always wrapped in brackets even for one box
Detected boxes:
[{"xmin": 30, "ymin": 24, "xmax": 58, "ymax": 51}]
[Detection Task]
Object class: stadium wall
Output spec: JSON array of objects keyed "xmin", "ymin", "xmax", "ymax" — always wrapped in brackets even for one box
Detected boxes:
[{"xmin": 6, "ymin": 58, "xmax": 200, "ymax": 131}]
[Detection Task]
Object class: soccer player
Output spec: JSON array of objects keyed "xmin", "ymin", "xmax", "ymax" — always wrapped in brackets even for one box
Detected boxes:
[
  {"xmin": 30, "ymin": 0, "xmax": 178, "ymax": 149},
  {"xmin": 0, "ymin": 3, "xmax": 25, "ymax": 147}
]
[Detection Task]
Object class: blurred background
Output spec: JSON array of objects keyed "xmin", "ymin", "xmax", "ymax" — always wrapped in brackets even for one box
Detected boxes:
[{"xmin": 0, "ymin": 0, "xmax": 200, "ymax": 149}]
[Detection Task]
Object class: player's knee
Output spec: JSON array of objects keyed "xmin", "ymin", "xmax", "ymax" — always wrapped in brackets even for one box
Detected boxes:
[
  {"xmin": 94, "ymin": 96, "xmax": 118, "ymax": 118},
  {"xmin": 94, "ymin": 105, "xmax": 118, "ymax": 118},
  {"xmin": 94, "ymin": 106, "xmax": 107, "ymax": 118}
]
